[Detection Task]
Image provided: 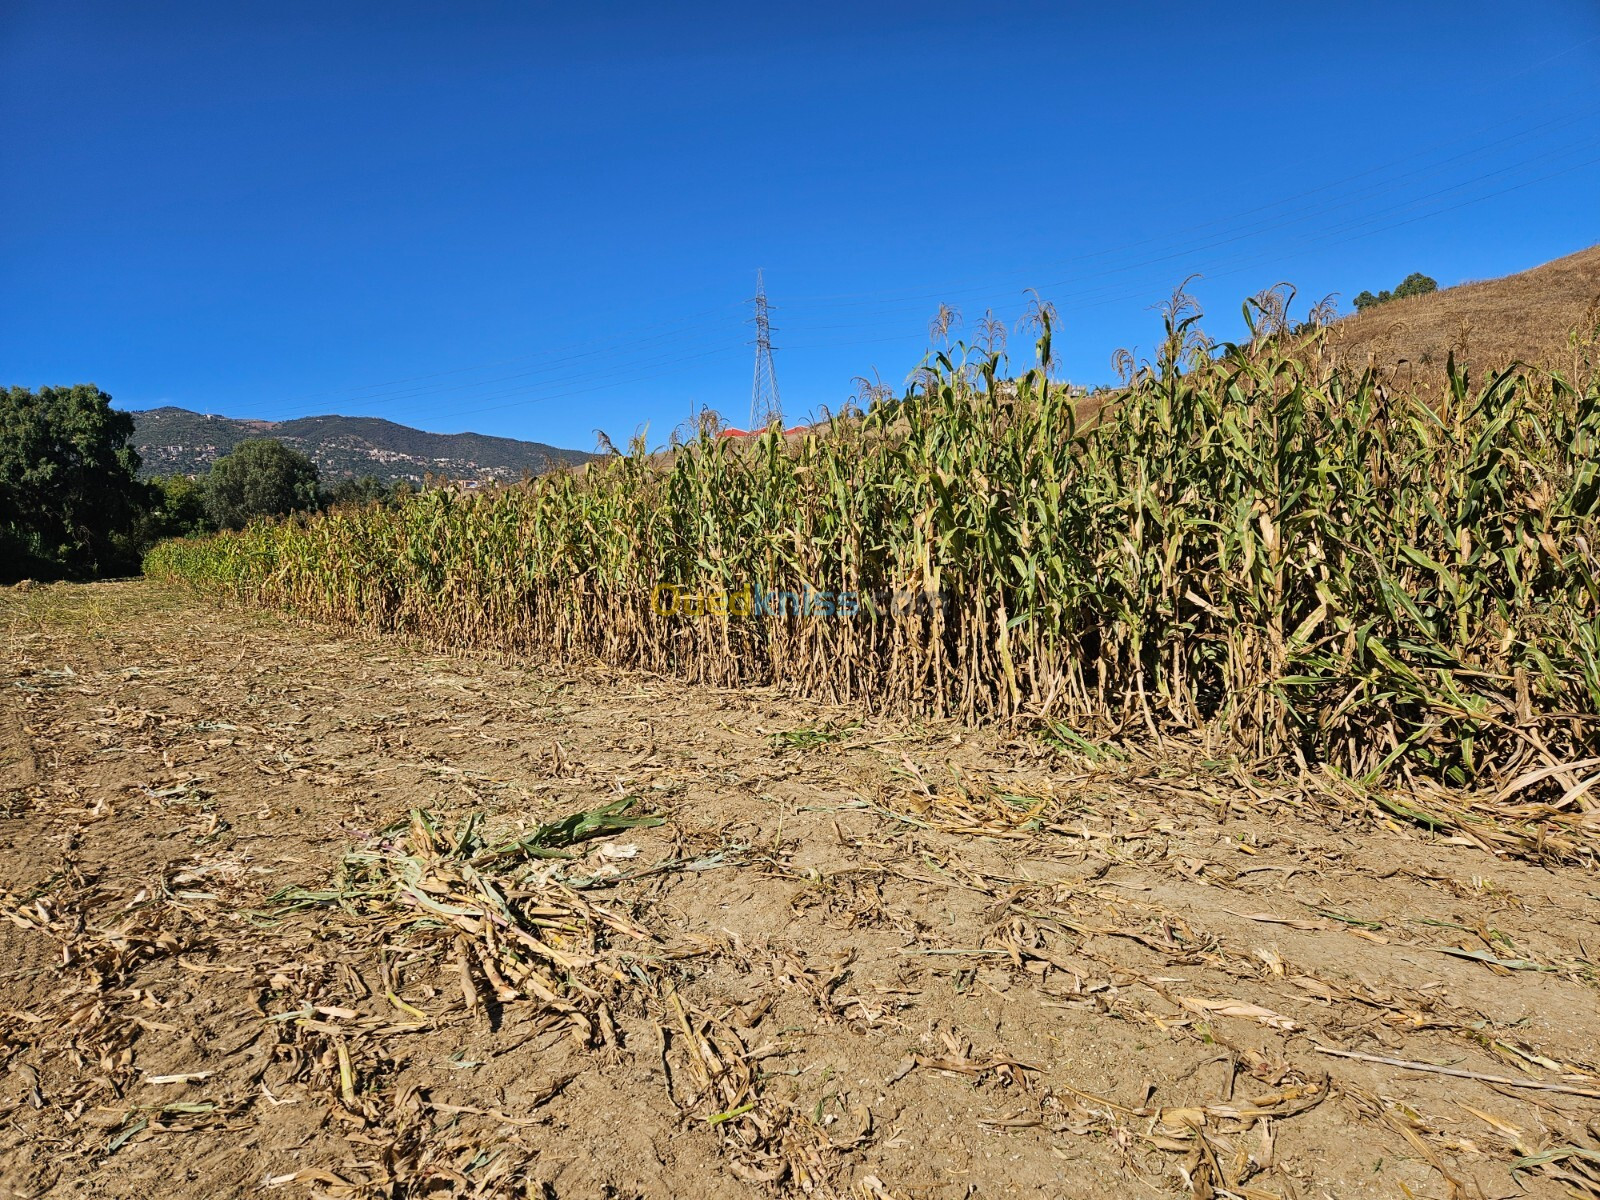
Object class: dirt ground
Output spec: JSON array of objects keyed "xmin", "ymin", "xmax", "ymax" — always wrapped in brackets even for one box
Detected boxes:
[{"xmin": 2, "ymin": 581, "xmax": 1598, "ymax": 1200}]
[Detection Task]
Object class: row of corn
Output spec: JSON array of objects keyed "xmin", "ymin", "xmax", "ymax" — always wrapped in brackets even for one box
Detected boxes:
[{"xmin": 145, "ymin": 303, "xmax": 1600, "ymax": 792}]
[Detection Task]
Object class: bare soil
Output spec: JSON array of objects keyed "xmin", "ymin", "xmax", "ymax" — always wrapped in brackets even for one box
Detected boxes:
[{"xmin": 2, "ymin": 581, "xmax": 1598, "ymax": 1200}]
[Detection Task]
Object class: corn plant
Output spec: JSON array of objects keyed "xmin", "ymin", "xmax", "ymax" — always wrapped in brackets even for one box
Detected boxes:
[{"xmin": 145, "ymin": 297, "xmax": 1600, "ymax": 797}]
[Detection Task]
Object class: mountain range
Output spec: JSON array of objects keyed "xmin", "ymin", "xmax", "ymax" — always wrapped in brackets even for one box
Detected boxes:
[{"xmin": 128, "ymin": 408, "xmax": 596, "ymax": 485}]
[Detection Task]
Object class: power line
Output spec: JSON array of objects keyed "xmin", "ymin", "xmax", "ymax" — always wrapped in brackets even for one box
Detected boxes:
[
  {"xmin": 769, "ymin": 130, "xmax": 1600, "ymax": 350},
  {"xmin": 219, "ymin": 86, "xmax": 1600, "ymax": 432},
  {"xmin": 249, "ymin": 299, "xmax": 747, "ymax": 420},
  {"xmin": 783, "ymin": 92, "xmax": 1600, "ymax": 312},
  {"xmin": 780, "ymin": 150, "xmax": 1600, "ymax": 369}
]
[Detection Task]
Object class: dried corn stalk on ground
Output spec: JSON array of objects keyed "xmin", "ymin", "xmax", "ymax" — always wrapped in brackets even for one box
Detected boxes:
[{"xmin": 2, "ymin": 581, "xmax": 1598, "ymax": 1198}]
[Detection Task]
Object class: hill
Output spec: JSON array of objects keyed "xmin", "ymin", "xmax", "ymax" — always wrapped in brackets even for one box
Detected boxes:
[
  {"xmin": 128, "ymin": 407, "xmax": 596, "ymax": 484},
  {"xmin": 1329, "ymin": 243, "xmax": 1600, "ymax": 374}
]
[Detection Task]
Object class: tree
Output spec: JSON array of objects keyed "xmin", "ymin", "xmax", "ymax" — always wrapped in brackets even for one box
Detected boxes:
[
  {"xmin": 1353, "ymin": 273, "xmax": 1438, "ymax": 313},
  {"xmin": 1392, "ymin": 272, "xmax": 1438, "ymax": 301},
  {"xmin": 321, "ymin": 473, "xmax": 392, "ymax": 509},
  {"xmin": 153, "ymin": 474, "xmax": 212, "ymax": 535},
  {"xmin": 0, "ymin": 384, "xmax": 149, "ymax": 581},
  {"xmin": 131, "ymin": 474, "xmax": 214, "ymax": 547},
  {"xmin": 202, "ymin": 439, "xmax": 320, "ymax": 530}
]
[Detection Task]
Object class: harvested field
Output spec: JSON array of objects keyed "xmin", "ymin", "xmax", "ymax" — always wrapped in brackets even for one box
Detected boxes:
[{"xmin": 3, "ymin": 581, "xmax": 1599, "ymax": 1199}]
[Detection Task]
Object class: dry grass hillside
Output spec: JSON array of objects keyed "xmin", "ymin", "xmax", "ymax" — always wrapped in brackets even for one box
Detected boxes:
[{"xmin": 1328, "ymin": 243, "xmax": 1600, "ymax": 376}]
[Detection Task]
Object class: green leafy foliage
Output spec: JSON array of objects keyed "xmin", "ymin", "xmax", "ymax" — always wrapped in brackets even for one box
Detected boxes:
[
  {"xmin": 131, "ymin": 474, "xmax": 215, "ymax": 546},
  {"xmin": 1393, "ymin": 271, "xmax": 1439, "ymax": 300},
  {"xmin": 320, "ymin": 473, "xmax": 415, "ymax": 511},
  {"xmin": 1353, "ymin": 272, "xmax": 1439, "ymax": 312},
  {"xmin": 471, "ymin": 797, "xmax": 664, "ymax": 865},
  {"xmin": 0, "ymin": 384, "xmax": 150, "ymax": 581},
  {"xmin": 202, "ymin": 439, "xmax": 320, "ymax": 531}
]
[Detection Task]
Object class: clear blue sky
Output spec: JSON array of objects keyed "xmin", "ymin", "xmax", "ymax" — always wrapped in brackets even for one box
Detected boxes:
[{"xmin": 3, "ymin": 1, "xmax": 1598, "ymax": 451}]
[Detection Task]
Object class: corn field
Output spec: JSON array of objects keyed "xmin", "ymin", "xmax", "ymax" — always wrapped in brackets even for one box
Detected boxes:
[{"xmin": 145, "ymin": 302, "xmax": 1600, "ymax": 794}]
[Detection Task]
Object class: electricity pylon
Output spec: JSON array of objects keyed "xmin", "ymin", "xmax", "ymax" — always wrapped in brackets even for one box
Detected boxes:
[{"xmin": 749, "ymin": 270, "xmax": 781, "ymax": 429}]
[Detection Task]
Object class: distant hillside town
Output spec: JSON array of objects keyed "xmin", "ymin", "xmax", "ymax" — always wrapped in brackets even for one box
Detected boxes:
[{"xmin": 128, "ymin": 407, "xmax": 595, "ymax": 485}]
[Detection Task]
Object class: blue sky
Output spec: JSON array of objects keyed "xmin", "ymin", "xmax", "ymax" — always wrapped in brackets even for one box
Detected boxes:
[{"xmin": 3, "ymin": 1, "xmax": 1598, "ymax": 452}]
